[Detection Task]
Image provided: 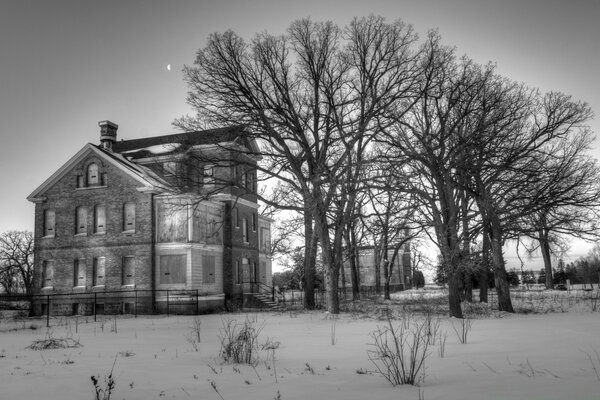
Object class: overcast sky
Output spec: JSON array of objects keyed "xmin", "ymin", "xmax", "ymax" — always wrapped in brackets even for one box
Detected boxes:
[{"xmin": 1, "ymin": 0, "xmax": 598, "ymax": 258}]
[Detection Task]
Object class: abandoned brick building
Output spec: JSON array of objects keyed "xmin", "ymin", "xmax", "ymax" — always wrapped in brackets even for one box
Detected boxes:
[{"xmin": 27, "ymin": 121, "xmax": 272, "ymax": 315}]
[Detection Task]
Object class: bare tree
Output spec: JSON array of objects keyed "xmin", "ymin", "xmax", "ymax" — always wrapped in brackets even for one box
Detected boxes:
[
  {"xmin": 518, "ymin": 130, "xmax": 600, "ymax": 288},
  {"xmin": 176, "ymin": 16, "xmax": 421, "ymax": 313},
  {"xmin": 382, "ymin": 33, "xmax": 485, "ymax": 318},
  {"xmin": 0, "ymin": 231, "xmax": 34, "ymax": 295}
]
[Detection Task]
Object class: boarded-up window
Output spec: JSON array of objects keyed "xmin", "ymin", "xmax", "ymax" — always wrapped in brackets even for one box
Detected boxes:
[
  {"xmin": 202, "ymin": 255, "xmax": 216, "ymax": 284},
  {"xmin": 87, "ymin": 163, "xmax": 99, "ymax": 186},
  {"xmin": 73, "ymin": 259, "xmax": 86, "ymax": 287},
  {"xmin": 76, "ymin": 206, "xmax": 87, "ymax": 234},
  {"xmin": 93, "ymin": 257, "xmax": 105, "ymax": 286},
  {"xmin": 160, "ymin": 255, "xmax": 186, "ymax": 284},
  {"xmin": 242, "ymin": 218, "xmax": 248, "ymax": 242},
  {"xmin": 123, "ymin": 202, "xmax": 136, "ymax": 232},
  {"xmin": 241, "ymin": 258, "xmax": 249, "ymax": 282},
  {"xmin": 157, "ymin": 202, "xmax": 187, "ymax": 242},
  {"xmin": 42, "ymin": 260, "xmax": 54, "ymax": 287},
  {"xmin": 44, "ymin": 210, "xmax": 55, "ymax": 237},
  {"xmin": 122, "ymin": 256, "xmax": 135, "ymax": 285},
  {"xmin": 95, "ymin": 205, "xmax": 106, "ymax": 234},
  {"xmin": 260, "ymin": 227, "xmax": 271, "ymax": 253},
  {"xmin": 203, "ymin": 165, "xmax": 214, "ymax": 184},
  {"xmin": 260, "ymin": 261, "xmax": 267, "ymax": 283}
]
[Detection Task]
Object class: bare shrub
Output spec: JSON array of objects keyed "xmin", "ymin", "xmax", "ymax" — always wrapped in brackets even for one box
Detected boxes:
[
  {"xmin": 367, "ymin": 313, "xmax": 431, "ymax": 386},
  {"xmin": 91, "ymin": 358, "xmax": 117, "ymax": 400},
  {"xmin": 451, "ymin": 317, "xmax": 473, "ymax": 344},
  {"xmin": 219, "ymin": 316, "xmax": 264, "ymax": 364},
  {"xmin": 186, "ymin": 317, "xmax": 202, "ymax": 352}
]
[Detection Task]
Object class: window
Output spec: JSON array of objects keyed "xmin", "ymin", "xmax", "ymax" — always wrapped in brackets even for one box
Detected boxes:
[
  {"xmin": 93, "ymin": 257, "xmax": 105, "ymax": 286},
  {"xmin": 260, "ymin": 261, "xmax": 267, "ymax": 283},
  {"xmin": 43, "ymin": 210, "xmax": 55, "ymax": 237},
  {"xmin": 73, "ymin": 259, "xmax": 86, "ymax": 287},
  {"xmin": 252, "ymin": 213, "xmax": 257, "ymax": 232},
  {"xmin": 234, "ymin": 207, "xmax": 239, "ymax": 228},
  {"xmin": 163, "ymin": 162, "xmax": 177, "ymax": 178},
  {"xmin": 242, "ymin": 218, "xmax": 248, "ymax": 243},
  {"xmin": 77, "ymin": 175, "xmax": 84, "ymax": 188},
  {"xmin": 241, "ymin": 170, "xmax": 247, "ymax": 188},
  {"xmin": 122, "ymin": 256, "xmax": 135, "ymax": 286},
  {"xmin": 76, "ymin": 206, "xmax": 87, "ymax": 235},
  {"xmin": 245, "ymin": 171, "xmax": 252, "ymax": 189},
  {"xmin": 101, "ymin": 173, "xmax": 108, "ymax": 186},
  {"xmin": 235, "ymin": 260, "xmax": 241, "ymax": 284},
  {"xmin": 42, "ymin": 260, "xmax": 54, "ymax": 288},
  {"xmin": 159, "ymin": 255, "xmax": 186, "ymax": 284},
  {"xmin": 203, "ymin": 165, "xmax": 214, "ymax": 184},
  {"xmin": 123, "ymin": 202, "xmax": 135, "ymax": 232},
  {"xmin": 202, "ymin": 255, "xmax": 216, "ymax": 284},
  {"xmin": 260, "ymin": 227, "xmax": 271, "ymax": 253},
  {"xmin": 87, "ymin": 163, "xmax": 99, "ymax": 186},
  {"xmin": 94, "ymin": 205, "xmax": 106, "ymax": 234},
  {"xmin": 242, "ymin": 258, "xmax": 249, "ymax": 282}
]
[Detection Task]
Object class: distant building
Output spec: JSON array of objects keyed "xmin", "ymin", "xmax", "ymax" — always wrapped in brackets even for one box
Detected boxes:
[
  {"xmin": 27, "ymin": 121, "xmax": 271, "ymax": 315},
  {"xmin": 342, "ymin": 244, "xmax": 412, "ymax": 289}
]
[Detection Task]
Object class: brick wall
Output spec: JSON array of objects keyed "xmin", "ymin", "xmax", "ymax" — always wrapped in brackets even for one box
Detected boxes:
[{"xmin": 33, "ymin": 151, "xmax": 154, "ymax": 294}]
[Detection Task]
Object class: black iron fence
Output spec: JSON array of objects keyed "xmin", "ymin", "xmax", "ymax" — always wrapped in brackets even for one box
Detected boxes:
[{"xmin": 0, "ymin": 289, "xmax": 226, "ymax": 327}]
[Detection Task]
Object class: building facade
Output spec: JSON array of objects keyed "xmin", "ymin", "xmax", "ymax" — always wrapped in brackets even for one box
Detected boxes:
[{"xmin": 27, "ymin": 121, "xmax": 272, "ymax": 315}]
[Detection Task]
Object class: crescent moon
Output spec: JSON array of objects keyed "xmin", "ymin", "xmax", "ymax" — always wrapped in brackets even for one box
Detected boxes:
[{"xmin": 167, "ymin": 64, "xmax": 171, "ymax": 71}]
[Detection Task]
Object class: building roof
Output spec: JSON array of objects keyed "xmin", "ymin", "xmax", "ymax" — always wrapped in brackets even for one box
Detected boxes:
[
  {"xmin": 27, "ymin": 143, "xmax": 169, "ymax": 202},
  {"xmin": 113, "ymin": 125, "xmax": 257, "ymax": 160}
]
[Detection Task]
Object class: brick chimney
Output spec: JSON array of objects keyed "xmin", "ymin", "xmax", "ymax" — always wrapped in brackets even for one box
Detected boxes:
[{"xmin": 98, "ymin": 120, "xmax": 118, "ymax": 151}]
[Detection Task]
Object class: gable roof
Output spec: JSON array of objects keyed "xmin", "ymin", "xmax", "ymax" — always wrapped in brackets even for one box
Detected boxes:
[
  {"xmin": 27, "ymin": 143, "xmax": 169, "ymax": 202},
  {"xmin": 113, "ymin": 125, "xmax": 259, "ymax": 160}
]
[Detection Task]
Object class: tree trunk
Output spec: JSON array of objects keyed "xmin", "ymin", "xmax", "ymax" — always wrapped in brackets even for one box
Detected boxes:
[
  {"xmin": 479, "ymin": 232, "xmax": 490, "ymax": 303},
  {"xmin": 349, "ymin": 227, "xmax": 360, "ymax": 300},
  {"xmin": 374, "ymin": 242, "xmax": 381, "ymax": 294},
  {"xmin": 303, "ymin": 212, "xmax": 316, "ymax": 310},
  {"xmin": 490, "ymin": 231, "xmax": 514, "ymax": 312},
  {"xmin": 460, "ymin": 188, "xmax": 473, "ymax": 302},
  {"xmin": 447, "ymin": 271, "xmax": 463, "ymax": 318},
  {"xmin": 538, "ymin": 229, "xmax": 554, "ymax": 289},
  {"xmin": 383, "ymin": 259, "xmax": 390, "ymax": 300}
]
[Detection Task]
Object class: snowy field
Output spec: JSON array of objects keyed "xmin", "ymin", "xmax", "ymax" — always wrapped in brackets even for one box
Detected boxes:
[{"xmin": 2, "ymin": 306, "xmax": 600, "ymax": 400}]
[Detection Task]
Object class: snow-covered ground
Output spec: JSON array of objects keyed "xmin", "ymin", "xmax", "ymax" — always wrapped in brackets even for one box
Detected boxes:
[{"xmin": 1, "ymin": 308, "xmax": 600, "ymax": 400}]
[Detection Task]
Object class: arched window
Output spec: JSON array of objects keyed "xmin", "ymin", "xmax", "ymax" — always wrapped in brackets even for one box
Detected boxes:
[{"xmin": 87, "ymin": 163, "xmax": 99, "ymax": 186}]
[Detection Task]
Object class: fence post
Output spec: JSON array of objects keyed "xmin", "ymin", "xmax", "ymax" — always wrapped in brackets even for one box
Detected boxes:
[
  {"xmin": 94, "ymin": 292, "xmax": 97, "ymax": 322},
  {"xmin": 166, "ymin": 290, "xmax": 170, "ymax": 317},
  {"xmin": 46, "ymin": 295, "xmax": 50, "ymax": 328}
]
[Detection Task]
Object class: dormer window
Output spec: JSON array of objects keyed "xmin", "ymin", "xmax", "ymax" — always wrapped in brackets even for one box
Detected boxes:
[{"xmin": 87, "ymin": 163, "xmax": 99, "ymax": 186}]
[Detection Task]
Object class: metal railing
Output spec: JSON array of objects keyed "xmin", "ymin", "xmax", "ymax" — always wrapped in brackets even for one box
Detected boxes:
[{"xmin": 0, "ymin": 289, "xmax": 224, "ymax": 327}]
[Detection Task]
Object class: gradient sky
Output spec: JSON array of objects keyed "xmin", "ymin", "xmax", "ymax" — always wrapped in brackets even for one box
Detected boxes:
[{"xmin": 1, "ymin": 0, "xmax": 598, "ymax": 258}]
